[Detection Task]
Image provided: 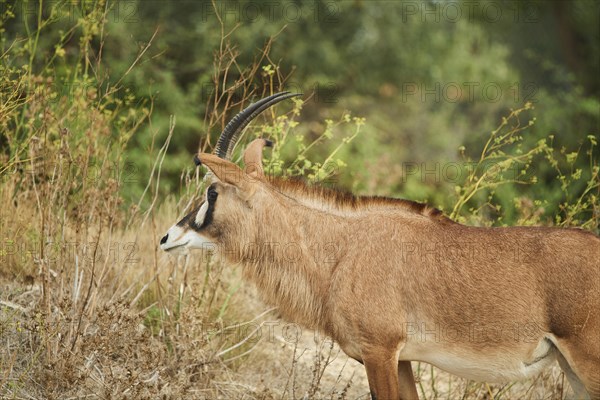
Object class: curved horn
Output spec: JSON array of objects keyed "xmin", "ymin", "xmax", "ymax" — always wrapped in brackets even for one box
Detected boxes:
[{"xmin": 214, "ymin": 92, "xmax": 302, "ymax": 160}]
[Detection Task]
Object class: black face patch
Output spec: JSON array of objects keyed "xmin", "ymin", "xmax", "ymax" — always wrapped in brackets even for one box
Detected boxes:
[
  {"xmin": 176, "ymin": 184, "xmax": 218, "ymax": 231},
  {"xmin": 200, "ymin": 202, "xmax": 215, "ymax": 229},
  {"xmin": 201, "ymin": 184, "xmax": 218, "ymax": 228},
  {"xmin": 207, "ymin": 185, "xmax": 218, "ymax": 204},
  {"xmin": 176, "ymin": 208, "xmax": 199, "ymax": 228}
]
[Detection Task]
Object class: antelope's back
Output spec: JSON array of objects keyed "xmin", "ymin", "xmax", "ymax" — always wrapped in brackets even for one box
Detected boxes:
[
  {"xmin": 451, "ymin": 225, "xmax": 599, "ymax": 338},
  {"xmin": 530, "ymin": 227, "xmax": 600, "ymax": 338},
  {"xmin": 380, "ymin": 221, "xmax": 600, "ymax": 337}
]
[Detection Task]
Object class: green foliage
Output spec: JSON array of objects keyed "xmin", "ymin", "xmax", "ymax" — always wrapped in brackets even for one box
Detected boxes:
[
  {"xmin": 449, "ymin": 103, "xmax": 598, "ymax": 231},
  {"xmin": 3, "ymin": 0, "xmax": 598, "ymax": 228},
  {"xmin": 257, "ymin": 95, "xmax": 364, "ymax": 184}
]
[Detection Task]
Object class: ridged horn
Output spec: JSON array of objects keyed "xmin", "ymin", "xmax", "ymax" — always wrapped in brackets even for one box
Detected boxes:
[{"xmin": 214, "ymin": 92, "xmax": 302, "ymax": 160}]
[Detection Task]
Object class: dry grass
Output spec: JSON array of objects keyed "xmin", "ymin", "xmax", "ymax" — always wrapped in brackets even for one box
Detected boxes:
[{"xmin": 0, "ymin": 149, "xmax": 580, "ymax": 399}]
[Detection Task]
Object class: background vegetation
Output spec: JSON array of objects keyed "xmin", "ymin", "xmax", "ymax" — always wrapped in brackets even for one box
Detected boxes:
[{"xmin": 0, "ymin": 0, "xmax": 598, "ymax": 398}]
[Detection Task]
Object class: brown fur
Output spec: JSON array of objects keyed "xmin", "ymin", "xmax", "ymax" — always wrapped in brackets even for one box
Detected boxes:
[
  {"xmin": 164, "ymin": 141, "xmax": 600, "ymax": 400},
  {"xmin": 268, "ymin": 176, "xmax": 453, "ymax": 222}
]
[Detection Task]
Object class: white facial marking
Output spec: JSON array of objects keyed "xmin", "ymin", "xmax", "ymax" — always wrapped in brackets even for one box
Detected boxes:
[
  {"xmin": 160, "ymin": 224, "xmax": 215, "ymax": 254},
  {"xmin": 195, "ymin": 201, "xmax": 209, "ymax": 226}
]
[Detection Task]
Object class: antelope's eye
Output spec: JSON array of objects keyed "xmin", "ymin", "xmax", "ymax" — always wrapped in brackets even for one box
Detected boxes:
[{"xmin": 207, "ymin": 187, "xmax": 218, "ymax": 203}]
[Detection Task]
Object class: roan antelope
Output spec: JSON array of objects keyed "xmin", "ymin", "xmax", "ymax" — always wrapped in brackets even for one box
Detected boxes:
[{"xmin": 160, "ymin": 92, "xmax": 600, "ymax": 400}]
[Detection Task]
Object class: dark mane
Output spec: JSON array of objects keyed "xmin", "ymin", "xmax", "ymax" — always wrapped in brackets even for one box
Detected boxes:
[{"xmin": 267, "ymin": 176, "xmax": 454, "ymax": 223}]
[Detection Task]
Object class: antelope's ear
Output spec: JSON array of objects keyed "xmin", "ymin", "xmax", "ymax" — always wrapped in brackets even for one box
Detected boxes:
[
  {"xmin": 196, "ymin": 153, "xmax": 254, "ymax": 196},
  {"xmin": 243, "ymin": 138, "xmax": 273, "ymax": 179}
]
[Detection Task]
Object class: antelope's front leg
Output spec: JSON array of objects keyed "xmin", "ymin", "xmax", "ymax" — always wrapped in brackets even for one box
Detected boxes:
[
  {"xmin": 398, "ymin": 361, "xmax": 419, "ymax": 399},
  {"xmin": 363, "ymin": 348, "xmax": 401, "ymax": 400}
]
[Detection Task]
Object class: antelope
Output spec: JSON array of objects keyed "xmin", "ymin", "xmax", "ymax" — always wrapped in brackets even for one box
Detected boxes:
[{"xmin": 160, "ymin": 92, "xmax": 600, "ymax": 400}]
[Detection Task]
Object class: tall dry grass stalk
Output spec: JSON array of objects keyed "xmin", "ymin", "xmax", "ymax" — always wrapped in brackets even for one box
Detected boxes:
[{"xmin": 0, "ymin": 2, "xmax": 357, "ymax": 397}]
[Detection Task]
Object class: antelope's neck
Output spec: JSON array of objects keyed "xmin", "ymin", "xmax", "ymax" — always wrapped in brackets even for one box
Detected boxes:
[{"xmin": 230, "ymin": 202, "xmax": 346, "ymax": 330}]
